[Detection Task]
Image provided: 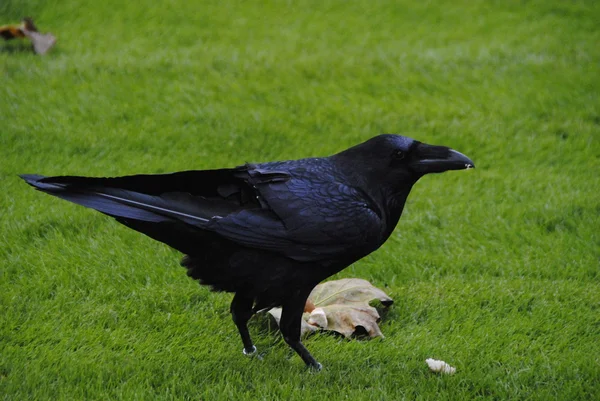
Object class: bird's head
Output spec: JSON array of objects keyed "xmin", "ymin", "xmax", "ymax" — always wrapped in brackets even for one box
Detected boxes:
[{"xmin": 334, "ymin": 134, "xmax": 474, "ymax": 195}]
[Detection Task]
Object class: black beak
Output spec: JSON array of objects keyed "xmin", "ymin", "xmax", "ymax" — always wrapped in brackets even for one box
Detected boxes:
[{"xmin": 411, "ymin": 145, "xmax": 475, "ymax": 174}]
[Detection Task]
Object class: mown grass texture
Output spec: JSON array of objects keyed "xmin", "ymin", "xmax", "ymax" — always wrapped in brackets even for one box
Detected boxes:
[{"xmin": 1, "ymin": 0, "xmax": 599, "ymax": 400}]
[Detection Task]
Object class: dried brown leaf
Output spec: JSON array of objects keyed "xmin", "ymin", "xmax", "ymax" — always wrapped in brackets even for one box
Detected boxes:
[
  {"xmin": 308, "ymin": 278, "xmax": 393, "ymax": 308},
  {"xmin": 268, "ymin": 306, "xmax": 318, "ymax": 336},
  {"xmin": 268, "ymin": 278, "xmax": 393, "ymax": 338},
  {"xmin": 1, "ymin": 18, "xmax": 56, "ymax": 55}
]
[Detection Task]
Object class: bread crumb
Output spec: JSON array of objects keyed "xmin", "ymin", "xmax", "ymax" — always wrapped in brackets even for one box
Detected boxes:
[{"xmin": 425, "ymin": 358, "xmax": 456, "ymax": 374}]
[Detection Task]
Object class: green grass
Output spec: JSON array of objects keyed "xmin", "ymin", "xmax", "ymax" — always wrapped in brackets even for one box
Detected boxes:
[{"xmin": 1, "ymin": 0, "xmax": 599, "ymax": 399}]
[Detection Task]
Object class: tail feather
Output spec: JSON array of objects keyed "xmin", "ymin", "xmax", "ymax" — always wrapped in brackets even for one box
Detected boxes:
[{"xmin": 19, "ymin": 174, "xmax": 223, "ymax": 227}]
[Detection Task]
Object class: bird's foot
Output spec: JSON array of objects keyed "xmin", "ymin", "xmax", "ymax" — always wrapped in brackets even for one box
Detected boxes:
[
  {"xmin": 308, "ymin": 362, "xmax": 323, "ymax": 372},
  {"xmin": 242, "ymin": 345, "xmax": 257, "ymax": 356}
]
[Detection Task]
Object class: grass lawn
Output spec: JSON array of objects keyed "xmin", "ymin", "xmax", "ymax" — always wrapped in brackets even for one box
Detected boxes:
[{"xmin": 1, "ymin": 0, "xmax": 599, "ymax": 399}]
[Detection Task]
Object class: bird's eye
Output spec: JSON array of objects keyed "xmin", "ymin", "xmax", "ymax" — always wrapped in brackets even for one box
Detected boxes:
[{"xmin": 393, "ymin": 150, "xmax": 405, "ymax": 160}]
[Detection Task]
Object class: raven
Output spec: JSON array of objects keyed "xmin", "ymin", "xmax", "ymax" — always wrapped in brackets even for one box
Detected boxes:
[{"xmin": 21, "ymin": 134, "xmax": 474, "ymax": 369}]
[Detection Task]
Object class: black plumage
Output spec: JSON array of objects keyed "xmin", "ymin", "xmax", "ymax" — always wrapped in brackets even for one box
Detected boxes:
[{"xmin": 21, "ymin": 134, "xmax": 474, "ymax": 369}]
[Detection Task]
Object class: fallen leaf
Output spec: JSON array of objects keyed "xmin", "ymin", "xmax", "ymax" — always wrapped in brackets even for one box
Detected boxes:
[
  {"xmin": 0, "ymin": 24, "xmax": 26, "ymax": 40},
  {"xmin": 313, "ymin": 304, "xmax": 384, "ymax": 338},
  {"xmin": 0, "ymin": 17, "xmax": 56, "ymax": 54},
  {"xmin": 304, "ymin": 299, "xmax": 316, "ymax": 313},
  {"xmin": 268, "ymin": 278, "xmax": 393, "ymax": 338},
  {"xmin": 306, "ymin": 307, "xmax": 327, "ymax": 328},
  {"xmin": 268, "ymin": 305, "xmax": 318, "ymax": 335},
  {"xmin": 308, "ymin": 278, "xmax": 393, "ymax": 309}
]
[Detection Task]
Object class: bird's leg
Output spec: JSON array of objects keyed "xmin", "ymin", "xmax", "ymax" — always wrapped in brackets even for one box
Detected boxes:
[
  {"xmin": 280, "ymin": 291, "xmax": 322, "ymax": 370},
  {"xmin": 230, "ymin": 293, "xmax": 256, "ymax": 355}
]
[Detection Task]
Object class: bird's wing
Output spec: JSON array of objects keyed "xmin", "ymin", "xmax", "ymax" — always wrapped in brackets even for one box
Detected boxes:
[{"xmin": 209, "ymin": 165, "xmax": 384, "ymax": 262}]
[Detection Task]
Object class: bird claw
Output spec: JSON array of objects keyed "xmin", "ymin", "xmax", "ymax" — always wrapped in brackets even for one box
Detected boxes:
[
  {"xmin": 242, "ymin": 345, "xmax": 257, "ymax": 356},
  {"xmin": 309, "ymin": 362, "xmax": 323, "ymax": 372}
]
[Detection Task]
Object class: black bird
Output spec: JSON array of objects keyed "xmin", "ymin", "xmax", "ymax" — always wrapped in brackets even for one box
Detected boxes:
[{"xmin": 21, "ymin": 134, "xmax": 474, "ymax": 369}]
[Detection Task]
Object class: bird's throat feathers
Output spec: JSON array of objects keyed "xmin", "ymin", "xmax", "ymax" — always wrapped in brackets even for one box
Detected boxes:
[{"xmin": 379, "ymin": 185, "xmax": 414, "ymax": 236}]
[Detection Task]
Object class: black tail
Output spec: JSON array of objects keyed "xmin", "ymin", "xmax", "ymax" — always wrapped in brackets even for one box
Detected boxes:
[
  {"xmin": 20, "ymin": 174, "xmax": 215, "ymax": 226},
  {"xmin": 19, "ymin": 171, "xmax": 254, "ymax": 255}
]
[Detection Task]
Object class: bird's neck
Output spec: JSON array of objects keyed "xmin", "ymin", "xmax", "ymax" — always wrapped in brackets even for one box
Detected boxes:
[{"xmin": 378, "ymin": 186, "xmax": 414, "ymax": 239}]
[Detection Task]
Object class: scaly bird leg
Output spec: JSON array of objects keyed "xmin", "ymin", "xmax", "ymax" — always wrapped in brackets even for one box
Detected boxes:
[
  {"xmin": 279, "ymin": 289, "xmax": 322, "ymax": 370},
  {"xmin": 230, "ymin": 293, "xmax": 256, "ymax": 355}
]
